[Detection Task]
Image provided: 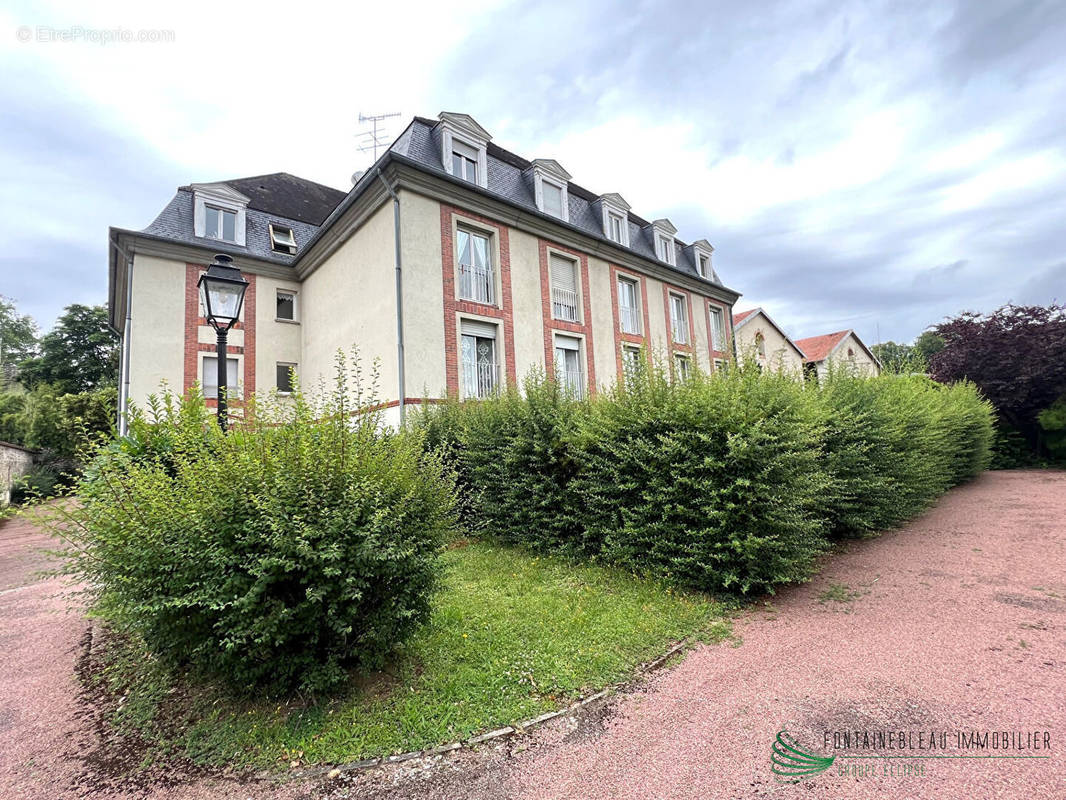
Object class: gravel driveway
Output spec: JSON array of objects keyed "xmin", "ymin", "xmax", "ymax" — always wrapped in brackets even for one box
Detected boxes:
[{"xmin": 2, "ymin": 470, "xmax": 1063, "ymax": 799}]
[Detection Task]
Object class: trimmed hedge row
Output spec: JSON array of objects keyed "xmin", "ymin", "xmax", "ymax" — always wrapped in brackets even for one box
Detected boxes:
[{"xmin": 416, "ymin": 363, "xmax": 993, "ymax": 596}]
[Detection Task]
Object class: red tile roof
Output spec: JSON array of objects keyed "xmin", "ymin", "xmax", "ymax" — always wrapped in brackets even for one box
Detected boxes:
[
  {"xmin": 793, "ymin": 330, "xmax": 851, "ymax": 363},
  {"xmin": 732, "ymin": 309, "xmax": 756, "ymax": 325}
]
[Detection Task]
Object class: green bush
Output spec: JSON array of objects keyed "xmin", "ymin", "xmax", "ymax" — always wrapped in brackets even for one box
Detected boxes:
[
  {"xmin": 418, "ymin": 359, "xmax": 995, "ymax": 597},
  {"xmin": 1038, "ymin": 394, "xmax": 1066, "ymax": 464},
  {"xmin": 50, "ymin": 353, "xmax": 458, "ymax": 694}
]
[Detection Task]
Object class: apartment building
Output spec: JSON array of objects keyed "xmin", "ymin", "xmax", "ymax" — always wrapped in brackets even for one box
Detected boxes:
[{"xmin": 108, "ymin": 113, "xmax": 741, "ymax": 427}]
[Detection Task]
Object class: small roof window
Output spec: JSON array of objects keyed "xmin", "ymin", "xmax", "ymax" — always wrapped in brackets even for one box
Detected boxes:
[{"xmin": 269, "ymin": 223, "xmax": 297, "ymax": 255}]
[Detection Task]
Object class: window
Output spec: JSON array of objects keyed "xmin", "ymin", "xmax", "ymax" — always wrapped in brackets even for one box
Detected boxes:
[
  {"xmin": 697, "ymin": 252, "xmax": 710, "ymax": 278},
  {"xmin": 709, "ymin": 307, "xmax": 726, "ymax": 351},
  {"xmin": 756, "ymin": 333, "xmax": 766, "ymax": 359},
  {"xmin": 607, "ymin": 212, "xmax": 626, "ymax": 244},
  {"xmin": 669, "ymin": 293, "xmax": 689, "ymax": 344},
  {"xmin": 713, "ymin": 358, "xmax": 725, "ymax": 373},
  {"xmin": 202, "ymin": 356, "xmax": 238, "ymax": 398},
  {"xmin": 451, "ymin": 140, "xmax": 479, "ymax": 184},
  {"xmin": 617, "ymin": 277, "xmax": 640, "ymax": 334},
  {"xmin": 542, "ymin": 181, "xmax": 564, "ymax": 219},
  {"xmin": 554, "ymin": 335, "xmax": 584, "ymax": 399},
  {"xmin": 276, "ymin": 290, "xmax": 296, "ymax": 321},
  {"xmin": 674, "ymin": 354, "xmax": 691, "ymax": 381},
  {"xmin": 269, "ymin": 223, "xmax": 297, "ymax": 255},
  {"xmin": 657, "ymin": 235, "xmax": 675, "ymax": 264},
  {"xmin": 550, "ymin": 254, "xmax": 579, "ymax": 321},
  {"xmin": 460, "ymin": 321, "xmax": 499, "ymax": 399},
  {"xmin": 205, "ymin": 206, "xmax": 237, "ymax": 242},
  {"xmin": 276, "ymin": 362, "xmax": 296, "ymax": 393},
  {"xmin": 622, "ymin": 345, "xmax": 643, "ymax": 376},
  {"xmin": 457, "ymin": 228, "xmax": 495, "ymax": 304}
]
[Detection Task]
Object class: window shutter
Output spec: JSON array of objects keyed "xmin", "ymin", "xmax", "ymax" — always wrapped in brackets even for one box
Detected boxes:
[
  {"xmin": 550, "ymin": 255, "xmax": 576, "ymax": 293},
  {"xmin": 460, "ymin": 319, "xmax": 497, "ymax": 339}
]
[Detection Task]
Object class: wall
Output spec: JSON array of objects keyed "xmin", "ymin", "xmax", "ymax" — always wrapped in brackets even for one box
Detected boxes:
[
  {"xmin": 0, "ymin": 442, "xmax": 35, "ymax": 506},
  {"xmin": 128, "ymin": 254, "xmax": 187, "ymax": 407},
  {"xmin": 253, "ymin": 275, "xmax": 302, "ymax": 393},
  {"xmin": 734, "ymin": 313, "xmax": 805, "ymax": 375}
]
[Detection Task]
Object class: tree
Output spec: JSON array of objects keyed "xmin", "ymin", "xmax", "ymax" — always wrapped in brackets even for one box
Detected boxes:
[
  {"xmin": 870, "ymin": 341, "xmax": 913, "ymax": 373},
  {"xmin": 913, "ymin": 331, "xmax": 945, "ymax": 364},
  {"xmin": 18, "ymin": 304, "xmax": 118, "ymax": 394},
  {"xmin": 930, "ymin": 304, "xmax": 1066, "ymax": 455},
  {"xmin": 0, "ymin": 296, "xmax": 39, "ymax": 387}
]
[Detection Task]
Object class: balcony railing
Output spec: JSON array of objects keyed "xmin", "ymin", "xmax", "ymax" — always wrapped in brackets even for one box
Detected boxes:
[
  {"xmin": 619, "ymin": 304, "xmax": 640, "ymax": 334},
  {"xmin": 552, "ymin": 287, "xmax": 579, "ymax": 321},
  {"xmin": 558, "ymin": 368, "xmax": 585, "ymax": 399},
  {"xmin": 461, "ymin": 360, "xmax": 499, "ymax": 399},
  {"xmin": 458, "ymin": 262, "xmax": 495, "ymax": 304}
]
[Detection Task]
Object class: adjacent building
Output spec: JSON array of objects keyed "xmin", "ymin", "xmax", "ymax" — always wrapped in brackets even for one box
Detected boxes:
[
  {"xmin": 793, "ymin": 329, "xmax": 881, "ymax": 380},
  {"xmin": 731, "ymin": 307, "xmax": 806, "ymax": 375},
  {"xmin": 108, "ymin": 113, "xmax": 740, "ymax": 428}
]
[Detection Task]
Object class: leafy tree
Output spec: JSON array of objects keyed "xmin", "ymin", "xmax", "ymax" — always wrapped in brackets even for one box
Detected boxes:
[
  {"xmin": 0, "ymin": 391, "xmax": 26, "ymax": 444},
  {"xmin": 871, "ymin": 341, "xmax": 913, "ymax": 373},
  {"xmin": 930, "ymin": 304, "xmax": 1066, "ymax": 455},
  {"xmin": 0, "ymin": 296, "xmax": 39, "ymax": 387},
  {"xmin": 19, "ymin": 384, "xmax": 116, "ymax": 460},
  {"xmin": 19, "ymin": 304, "xmax": 118, "ymax": 394},
  {"xmin": 913, "ymin": 331, "xmax": 945, "ymax": 365}
]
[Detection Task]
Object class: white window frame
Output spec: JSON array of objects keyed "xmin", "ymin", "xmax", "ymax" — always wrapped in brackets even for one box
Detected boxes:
[
  {"xmin": 201, "ymin": 354, "xmax": 240, "ymax": 398},
  {"xmin": 617, "ymin": 276, "xmax": 641, "ymax": 334},
  {"xmin": 276, "ymin": 289, "xmax": 298, "ymax": 323},
  {"xmin": 269, "ymin": 223, "xmax": 297, "ymax": 255},
  {"xmin": 674, "ymin": 353, "xmax": 692, "ymax": 381},
  {"xmin": 553, "ymin": 333, "xmax": 585, "ymax": 399},
  {"xmin": 657, "ymin": 234, "xmax": 676, "ymax": 265},
  {"xmin": 665, "ymin": 294, "xmax": 690, "ymax": 345},
  {"xmin": 549, "ymin": 252, "xmax": 581, "ymax": 323},
  {"xmin": 456, "ymin": 226, "xmax": 496, "ymax": 305},
  {"xmin": 192, "ymin": 184, "xmax": 248, "ymax": 246},
  {"xmin": 451, "ymin": 139, "xmax": 480, "ymax": 184},
  {"xmin": 205, "ymin": 205, "xmax": 238, "ymax": 243},
  {"xmin": 439, "ymin": 122, "xmax": 489, "ymax": 189},
  {"xmin": 622, "ymin": 344, "xmax": 642, "ymax": 376},
  {"xmin": 709, "ymin": 306, "xmax": 726, "ymax": 351},
  {"xmin": 276, "ymin": 362, "xmax": 297, "ymax": 394},
  {"xmin": 459, "ymin": 318, "xmax": 501, "ymax": 399},
  {"xmin": 537, "ymin": 176, "xmax": 568, "ymax": 221}
]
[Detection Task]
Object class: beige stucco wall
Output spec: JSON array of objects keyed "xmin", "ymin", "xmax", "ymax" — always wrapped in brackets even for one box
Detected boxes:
[
  {"xmin": 300, "ymin": 202, "xmax": 398, "ymax": 402},
  {"xmin": 254, "ymin": 275, "xmax": 302, "ymax": 393},
  {"xmin": 735, "ymin": 312, "xmax": 805, "ymax": 375},
  {"xmin": 830, "ymin": 332, "xmax": 881, "ymax": 376},
  {"xmin": 128, "ymin": 254, "xmax": 186, "ymax": 407},
  {"xmin": 399, "ymin": 191, "xmax": 447, "ymax": 397},
  {"xmin": 506, "ymin": 227, "xmax": 549, "ymax": 381}
]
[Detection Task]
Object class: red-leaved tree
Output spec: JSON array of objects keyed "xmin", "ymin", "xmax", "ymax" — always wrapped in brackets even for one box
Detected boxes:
[{"xmin": 930, "ymin": 303, "xmax": 1066, "ymax": 454}]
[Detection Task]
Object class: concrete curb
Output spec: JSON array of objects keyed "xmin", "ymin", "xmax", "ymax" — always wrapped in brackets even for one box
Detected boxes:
[{"xmin": 298, "ymin": 638, "xmax": 691, "ymax": 781}]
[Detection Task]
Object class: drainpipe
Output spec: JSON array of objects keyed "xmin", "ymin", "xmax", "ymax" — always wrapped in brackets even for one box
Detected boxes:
[{"xmin": 376, "ymin": 167, "xmax": 405, "ymax": 425}]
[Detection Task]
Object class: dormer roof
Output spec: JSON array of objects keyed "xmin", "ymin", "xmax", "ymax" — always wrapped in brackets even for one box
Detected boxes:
[
  {"xmin": 599, "ymin": 192, "xmax": 631, "ymax": 210},
  {"xmin": 528, "ymin": 158, "xmax": 572, "ymax": 182},
  {"xmin": 650, "ymin": 218, "xmax": 678, "ymax": 235},
  {"xmin": 436, "ymin": 112, "xmax": 492, "ymax": 143}
]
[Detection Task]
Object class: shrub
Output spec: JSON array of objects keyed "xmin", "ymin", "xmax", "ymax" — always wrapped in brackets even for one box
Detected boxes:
[
  {"xmin": 573, "ymin": 363, "xmax": 829, "ymax": 594},
  {"xmin": 50, "ymin": 352, "xmax": 458, "ymax": 694}
]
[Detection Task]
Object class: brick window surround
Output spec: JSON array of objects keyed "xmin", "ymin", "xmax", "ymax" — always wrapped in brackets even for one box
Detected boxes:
[
  {"xmin": 662, "ymin": 283, "xmax": 696, "ymax": 378},
  {"xmin": 439, "ymin": 204, "xmax": 517, "ymax": 396},
  {"xmin": 183, "ymin": 263, "xmax": 256, "ymax": 409},
  {"xmin": 609, "ymin": 264, "xmax": 652, "ymax": 380},
  {"xmin": 539, "ymin": 239, "xmax": 596, "ymax": 393},
  {"xmin": 706, "ymin": 298, "xmax": 732, "ymax": 369}
]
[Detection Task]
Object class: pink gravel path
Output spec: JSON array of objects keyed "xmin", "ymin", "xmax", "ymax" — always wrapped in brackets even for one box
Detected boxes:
[{"xmin": 509, "ymin": 469, "xmax": 1066, "ymax": 799}]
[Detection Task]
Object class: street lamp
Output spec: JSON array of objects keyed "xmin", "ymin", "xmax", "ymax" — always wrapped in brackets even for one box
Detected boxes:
[{"xmin": 197, "ymin": 254, "xmax": 249, "ymax": 431}]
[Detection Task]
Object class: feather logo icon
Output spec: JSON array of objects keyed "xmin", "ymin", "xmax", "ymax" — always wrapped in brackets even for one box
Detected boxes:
[{"xmin": 770, "ymin": 729, "xmax": 835, "ymax": 782}]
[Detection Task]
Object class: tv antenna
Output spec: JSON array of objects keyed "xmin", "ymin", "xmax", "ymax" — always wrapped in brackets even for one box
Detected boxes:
[{"xmin": 357, "ymin": 112, "xmax": 401, "ymax": 161}]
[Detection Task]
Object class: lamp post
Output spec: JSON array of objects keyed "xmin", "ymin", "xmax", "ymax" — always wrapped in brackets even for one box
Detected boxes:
[{"xmin": 197, "ymin": 255, "xmax": 249, "ymax": 431}]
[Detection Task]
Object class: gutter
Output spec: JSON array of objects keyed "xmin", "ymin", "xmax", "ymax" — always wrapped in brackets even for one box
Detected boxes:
[{"xmin": 375, "ymin": 167, "xmax": 406, "ymax": 426}]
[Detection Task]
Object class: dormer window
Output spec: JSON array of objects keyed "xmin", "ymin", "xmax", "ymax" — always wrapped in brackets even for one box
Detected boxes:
[
  {"xmin": 192, "ymin": 183, "xmax": 248, "ymax": 246},
  {"xmin": 436, "ymin": 112, "xmax": 491, "ymax": 189},
  {"xmin": 206, "ymin": 206, "xmax": 236, "ymax": 242},
  {"xmin": 690, "ymin": 239, "xmax": 716, "ymax": 281},
  {"xmin": 269, "ymin": 223, "xmax": 297, "ymax": 255},
  {"xmin": 451, "ymin": 140, "xmax": 479, "ymax": 184},
  {"xmin": 529, "ymin": 159, "xmax": 572, "ymax": 222},
  {"xmin": 649, "ymin": 219, "xmax": 678, "ymax": 266},
  {"xmin": 597, "ymin": 193, "xmax": 631, "ymax": 247}
]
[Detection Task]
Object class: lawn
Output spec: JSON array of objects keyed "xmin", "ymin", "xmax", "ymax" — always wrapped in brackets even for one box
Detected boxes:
[{"xmin": 91, "ymin": 539, "xmax": 730, "ymax": 770}]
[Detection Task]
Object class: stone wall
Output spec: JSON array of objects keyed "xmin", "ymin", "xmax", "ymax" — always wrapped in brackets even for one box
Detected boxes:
[{"xmin": 0, "ymin": 442, "xmax": 36, "ymax": 505}]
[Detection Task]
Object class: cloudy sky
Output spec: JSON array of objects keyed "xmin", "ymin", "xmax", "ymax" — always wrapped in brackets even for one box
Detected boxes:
[{"xmin": 2, "ymin": 0, "xmax": 1064, "ymax": 344}]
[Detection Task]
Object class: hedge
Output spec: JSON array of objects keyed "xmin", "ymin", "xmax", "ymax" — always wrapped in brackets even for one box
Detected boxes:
[{"xmin": 417, "ymin": 361, "xmax": 994, "ymax": 596}]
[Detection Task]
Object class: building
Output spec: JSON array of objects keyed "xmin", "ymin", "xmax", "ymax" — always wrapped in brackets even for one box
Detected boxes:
[
  {"xmin": 793, "ymin": 329, "xmax": 881, "ymax": 381},
  {"xmin": 731, "ymin": 307, "xmax": 806, "ymax": 375},
  {"xmin": 108, "ymin": 113, "xmax": 741, "ymax": 428}
]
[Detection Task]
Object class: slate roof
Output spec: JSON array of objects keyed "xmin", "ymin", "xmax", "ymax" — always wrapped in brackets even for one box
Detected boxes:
[
  {"xmin": 390, "ymin": 117, "xmax": 728, "ymax": 289},
  {"xmin": 793, "ymin": 330, "xmax": 851, "ymax": 363},
  {"xmin": 202, "ymin": 173, "xmax": 345, "ymax": 226},
  {"xmin": 142, "ymin": 183, "xmax": 327, "ymax": 266}
]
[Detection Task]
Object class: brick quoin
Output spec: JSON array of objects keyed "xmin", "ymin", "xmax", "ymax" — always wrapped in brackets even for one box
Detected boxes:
[
  {"xmin": 439, "ymin": 204, "xmax": 516, "ymax": 396},
  {"xmin": 609, "ymin": 264, "xmax": 653, "ymax": 381},
  {"xmin": 538, "ymin": 238, "xmax": 596, "ymax": 393},
  {"xmin": 662, "ymin": 282, "xmax": 697, "ymax": 378},
  {"xmin": 183, "ymin": 263, "xmax": 256, "ymax": 412}
]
